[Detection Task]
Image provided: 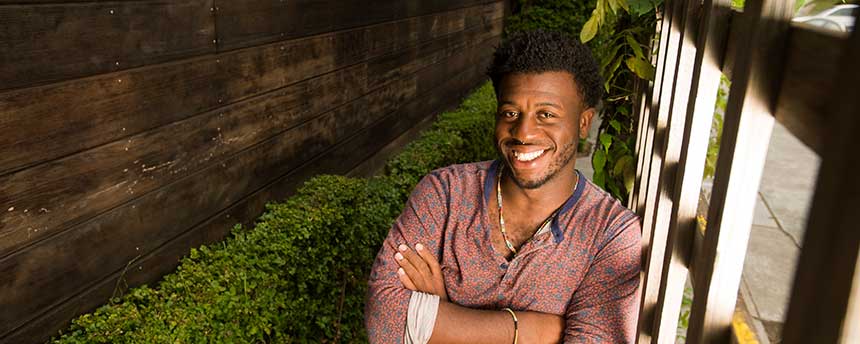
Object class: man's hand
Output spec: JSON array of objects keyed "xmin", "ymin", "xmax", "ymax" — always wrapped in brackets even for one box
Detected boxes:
[
  {"xmin": 394, "ymin": 243, "xmax": 565, "ymax": 344},
  {"xmin": 394, "ymin": 243, "xmax": 449, "ymax": 302}
]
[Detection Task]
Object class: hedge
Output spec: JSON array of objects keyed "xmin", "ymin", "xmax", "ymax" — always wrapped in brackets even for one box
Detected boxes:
[{"xmin": 51, "ymin": 82, "xmax": 498, "ymax": 343}]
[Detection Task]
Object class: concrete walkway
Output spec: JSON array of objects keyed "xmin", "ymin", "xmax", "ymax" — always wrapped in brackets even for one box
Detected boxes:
[{"xmin": 739, "ymin": 121, "xmax": 819, "ymax": 343}]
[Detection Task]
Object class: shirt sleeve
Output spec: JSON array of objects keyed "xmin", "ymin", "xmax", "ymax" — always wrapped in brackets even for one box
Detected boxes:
[
  {"xmin": 404, "ymin": 292, "xmax": 440, "ymax": 344},
  {"xmin": 563, "ymin": 211, "xmax": 641, "ymax": 343},
  {"xmin": 365, "ymin": 172, "xmax": 450, "ymax": 343}
]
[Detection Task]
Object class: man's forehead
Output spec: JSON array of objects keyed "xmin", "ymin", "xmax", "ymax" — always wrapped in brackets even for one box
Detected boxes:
[{"xmin": 497, "ymin": 71, "xmax": 582, "ymax": 103}]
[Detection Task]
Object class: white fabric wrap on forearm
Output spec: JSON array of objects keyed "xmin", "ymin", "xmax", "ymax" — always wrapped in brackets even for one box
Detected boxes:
[{"xmin": 403, "ymin": 291, "xmax": 440, "ymax": 344}]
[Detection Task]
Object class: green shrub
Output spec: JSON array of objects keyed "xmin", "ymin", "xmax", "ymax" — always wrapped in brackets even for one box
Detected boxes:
[
  {"xmin": 504, "ymin": 0, "xmax": 596, "ymax": 38},
  {"xmin": 384, "ymin": 82, "xmax": 498, "ymax": 197},
  {"xmin": 52, "ymin": 82, "xmax": 499, "ymax": 343}
]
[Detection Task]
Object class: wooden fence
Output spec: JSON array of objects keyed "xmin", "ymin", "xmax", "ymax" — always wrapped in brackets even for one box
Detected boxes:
[
  {"xmin": 631, "ymin": 0, "xmax": 859, "ymax": 341},
  {"xmin": 0, "ymin": 1, "xmax": 505, "ymax": 342}
]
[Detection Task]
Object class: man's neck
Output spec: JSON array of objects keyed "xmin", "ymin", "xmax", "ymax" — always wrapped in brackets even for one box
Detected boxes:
[{"xmin": 500, "ymin": 168, "xmax": 578, "ymax": 214}]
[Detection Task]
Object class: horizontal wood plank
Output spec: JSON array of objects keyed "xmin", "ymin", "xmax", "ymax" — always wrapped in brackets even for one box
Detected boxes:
[
  {"xmin": 0, "ymin": 15, "xmax": 502, "ymax": 261},
  {"xmin": 0, "ymin": 73, "xmax": 416, "ymax": 338},
  {"xmin": 0, "ymin": 1, "xmax": 503, "ymax": 176},
  {"xmin": 0, "ymin": 64, "xmax": 368, "ymax": 258},
  {"xmin": 1, "ymin": 52, "xmax": 492, "ymax": 344},
  {"xmin": 0, "ymin": 36, "xmax": 498, "ymax": 339},
  {"xmin": 774, "ymin": 24, "xmax": 848, "ymax": 154},
  {"xmin": 781, "ymin": 24, "xmax": 860, "ymax": 344},
  {"xmin": 215, "ymin": 0, "xmax": 492, "ymax": 51},
  {"xmin": 0, "ymin": 0, "xmax": 216, "ymax": 91}
]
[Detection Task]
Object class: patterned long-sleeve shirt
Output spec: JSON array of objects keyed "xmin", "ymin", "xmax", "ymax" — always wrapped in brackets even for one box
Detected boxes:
[{"xmin": 365, "ymin": 160, "xmax": 641, "ymax": 343}]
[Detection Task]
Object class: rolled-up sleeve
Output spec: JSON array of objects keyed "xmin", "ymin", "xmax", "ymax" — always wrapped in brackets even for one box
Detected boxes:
[
  {"xmin": 365, "ymin": 173, "xmax": 449, "ymax": 343},
  {"xmin": 563, "ymin": 212, "xmax": 641, "ymax": 343}
]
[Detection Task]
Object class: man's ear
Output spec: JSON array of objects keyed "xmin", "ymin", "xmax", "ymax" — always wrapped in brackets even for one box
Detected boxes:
[{"xmin": 579, "ymin": 108, "xmax": 596, "ymax": 139}]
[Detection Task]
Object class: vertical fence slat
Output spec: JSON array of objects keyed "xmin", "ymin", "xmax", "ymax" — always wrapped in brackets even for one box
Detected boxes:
[
  {"xmin": 781, "ymin": 21, "xmax": 860, "ymax": 344},
  {"xmin": 686, "ymin": 0, "xmax": 794, "ymax": 342},
  {"xmin": 630, "ymin": 18, "xmax": 662, "ymax": 210},
  {"xmin": 635, "ymin": 0, "xmax": 690, "ymax": 341},
  {"xmin": 650, "ymin": 0, "xmax": 733, "ymax": 341},
  {"xmin": 633, "ymin": 0, "xmax": 675, "ymax": 217},
  {"xmin": 631, "ymin": 76, "xmax": 651, "ymax": 210}
]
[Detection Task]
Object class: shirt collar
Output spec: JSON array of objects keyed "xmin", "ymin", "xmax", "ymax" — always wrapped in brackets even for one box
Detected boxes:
[{"xmin": 483, "ymin": 160, "xmax": 586, "ymax": 244}]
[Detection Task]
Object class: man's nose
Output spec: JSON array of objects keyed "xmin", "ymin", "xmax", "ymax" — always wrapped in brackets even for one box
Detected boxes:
[{"xmin": 510, "ymin": 115, "xmax": 538, "ymax": 142}]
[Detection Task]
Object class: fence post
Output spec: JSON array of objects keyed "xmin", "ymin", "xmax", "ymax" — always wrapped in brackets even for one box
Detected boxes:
[
  {"xmin": 636, "ymin": 0, "xmax": 694, "ymax": 340},
  {"xmin": 685, "ymin": 0, "xmax": 794, "ymax": 341},
  {"xmin": 781, "ymin": 20, "xmax": 860, "ymax": 344},
  {"xmin": 649, "ymin": 0, "xmax": 732, "ymax": 341}
]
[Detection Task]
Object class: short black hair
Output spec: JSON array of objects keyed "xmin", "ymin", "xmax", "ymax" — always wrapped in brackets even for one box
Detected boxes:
[{"xmin": 487, "ymin": 30, "xmax": 603, "ymax": 109}]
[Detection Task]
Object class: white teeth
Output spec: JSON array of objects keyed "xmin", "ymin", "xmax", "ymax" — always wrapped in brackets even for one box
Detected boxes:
[{"xmin": 514, "ymin": 150, "xmax": 544, "ymax": 162}]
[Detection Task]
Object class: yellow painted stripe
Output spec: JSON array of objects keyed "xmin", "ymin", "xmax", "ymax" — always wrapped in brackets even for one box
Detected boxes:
[{"xmin": 732, "ymin": 311, "xmax": 760, "ymax": 344}]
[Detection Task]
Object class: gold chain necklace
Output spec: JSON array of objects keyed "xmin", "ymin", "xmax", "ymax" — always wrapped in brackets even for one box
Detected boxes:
[{"xmin": 496, "ymin": 164, "xmax": 577, "ymax": 255}]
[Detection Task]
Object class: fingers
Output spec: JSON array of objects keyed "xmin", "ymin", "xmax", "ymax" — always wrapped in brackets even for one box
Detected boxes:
[
  {"xmin": 398, "ymin": 244, "xmax": 433, "ymax": 282},
  {"xmin": 415, "ymin": 243, "xmax": 442, "ymax": 277},
  {"xmin": 395, "ymin": 246, "xmax": 428, "ymax": 290},
  {"xmin": 416, "ymin": 243, "xmax": 449, "ymax": 302},
  {"xmin": 397, "ymin": 268, "xmax": 417, "ymax": 291}
]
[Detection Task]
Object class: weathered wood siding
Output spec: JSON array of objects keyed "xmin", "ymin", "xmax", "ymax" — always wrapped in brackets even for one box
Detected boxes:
[{"xmin": 0, "ymin": 1, "xmax": 505, "ymax": 342}]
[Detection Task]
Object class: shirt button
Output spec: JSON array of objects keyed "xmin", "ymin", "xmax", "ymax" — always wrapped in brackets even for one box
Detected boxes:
[
  {"xmin": 497, "ymin": 294, "xmax": 504, "ymax": 300},
  {"xmin": 500, "ymin": 263, "xmax": 508, "ymax": 269}
]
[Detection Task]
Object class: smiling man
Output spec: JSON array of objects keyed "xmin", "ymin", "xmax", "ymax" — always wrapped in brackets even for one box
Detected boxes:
[{"xmin": 365, "ymin": 30, "xmax": 641, "ymax": 343}]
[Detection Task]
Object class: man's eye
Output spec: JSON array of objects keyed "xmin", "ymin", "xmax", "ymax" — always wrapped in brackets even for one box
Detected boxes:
[
  {"xmin": 503, "ymin": 111, "xmax": 518, "ymax": 118},
  {"xmin": 539, "ymin": 112, "xmax": 555, "ymax": 118}
]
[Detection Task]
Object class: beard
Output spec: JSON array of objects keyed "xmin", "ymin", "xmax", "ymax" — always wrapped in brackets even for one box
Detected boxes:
[{"xmin": 505, "ymin": 140, "xmax": 578, "ymax": 189}]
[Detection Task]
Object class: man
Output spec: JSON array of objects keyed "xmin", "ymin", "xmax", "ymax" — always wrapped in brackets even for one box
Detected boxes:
[{"xmin": 365, "ymin": 30, "xmax": 641, "ymax": 343}]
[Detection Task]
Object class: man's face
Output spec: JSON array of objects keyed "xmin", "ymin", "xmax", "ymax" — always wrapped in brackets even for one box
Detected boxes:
[{"xmin": 495, "ymin": 71, "xmax": 594, "ymax": 189}]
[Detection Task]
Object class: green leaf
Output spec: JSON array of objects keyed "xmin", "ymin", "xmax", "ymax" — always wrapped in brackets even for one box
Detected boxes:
[
  {"xmin": 607, "ymin": 0, "xmax": 619, "ymax": 14},
  {"xmin": 601, "ymin": 43, "xmax": 623, "ymax": 72},
  {"xmin": 609, "ymin": 119, "xmax": 622, "ymax": 132},
  {"xmin": 608, "ymin": 56, "xmax": 624, "ymax": 81},
  {"xmin": 613, "ymin": 155, "xmax": 633, "ymax": 176},
  {"xmin": 629, "ymin": 0, "xmax": 656, "ymax": 15},
  {"xmin": 617, "ymin": 0, "xmax": 630, "ymax": 13},
  {"xmin": 593, "ymin": 149, "xmax": 607, "ymax": 171},
  {"xmin": 593, "ymin": 169, "xmax": 606, "ymax": 188},
  {"xmin": 599, "ymin": 133, "xmax": 613, "ymax": 151},
  {"xmin": 624, "ymin": 162, "xmax": 636, "ymax": 193},
  {"xmin": 625, "ymin": 57, "xmax": 656, "ymax": 80},
  {"xmin": 580, "ymin": 15, "xmax": 599, "ymax": 43},
  {"xmin": 625, "ymin": 34, "xmax": 645, "ymax": 59},
  {"xmin": 608, "ymin": 182, "xmax": 621, "ymax": 198}
]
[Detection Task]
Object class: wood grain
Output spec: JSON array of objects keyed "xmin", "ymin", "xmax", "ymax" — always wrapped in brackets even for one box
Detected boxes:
[
  {"xmin": 636, "ymin": 0, "xmax": 690, "ymax": 341},
  {"xmin": 686, "ymin": 0, "xmax": 794, "ymax": 341},
  {"xmin": 634, "ymin": 0, "xmax": 675, "ymax": 218},
  {"xmin": 774, "ymin": 24, "xmax": 847, "ymax": 154},
  {"xmin": 0, "ymin": 0, "xmax": 216, "ymax": 91},
  {"xmin": 649, "ymin": 0, "xmax": 732, "ymax": 342},
  {"xmin": 0, "ymin": 15, "xmax": 502, "ymax": 261},
  {"xmin": 0, "ymin": 35, "xmax": 498, "ymax": 340},
  {"xmin": 781, "ymin": 22, "xmax": 860, "ymax": 344},
  {"xmin": 0, "ymin": 2, "xmax": 503, "ymax": 177},
  {"xmin": 214, "ymin": 0, "xmax": 491, "ymax": 51},
  {"xmin": 639, "ymin": 0, "xmax": 703, "ymax": 338}
]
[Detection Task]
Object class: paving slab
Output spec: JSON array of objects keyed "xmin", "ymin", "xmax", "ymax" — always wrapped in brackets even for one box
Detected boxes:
[
  {"xmin": 742, "ymin": 225, "xmax": 801, "ymax": 323},
  {"xmin": 756, "ymin": 122, "xmax": 819, "ymax": 245},
  {"xmin": 753, "ymin": 193, "xmax": 779, "ymax": 229},
  {"xmin": 739, "ymin": 121, "xmax": 819, "ymax": 343}
]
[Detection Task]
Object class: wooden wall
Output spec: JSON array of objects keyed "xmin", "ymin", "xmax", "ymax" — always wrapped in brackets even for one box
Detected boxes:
[{"xmin": 0, "ymin": 1, "xmax": 505, "ymax": 342}]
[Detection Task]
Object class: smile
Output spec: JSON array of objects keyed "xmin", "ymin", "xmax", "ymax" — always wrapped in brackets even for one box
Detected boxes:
[{"xmin": 513, "ymin": 149, "xmax": 547, "ymax": 162}]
